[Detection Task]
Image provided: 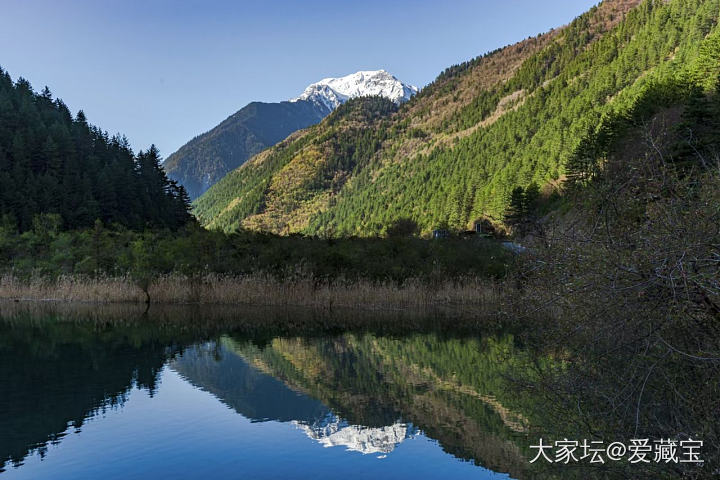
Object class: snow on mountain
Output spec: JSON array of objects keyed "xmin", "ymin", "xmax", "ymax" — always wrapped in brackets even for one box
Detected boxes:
[
  {"xmin": 293, "ymin": 413, "xmax": 418, "ymax": 456},
  {"xmin": 291, "ymin": 70, "xmax": 419, "ymax": 111}
]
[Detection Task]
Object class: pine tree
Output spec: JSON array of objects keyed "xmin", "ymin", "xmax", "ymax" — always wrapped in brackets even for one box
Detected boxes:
[
  {"xmin": 524, "ymin": 182, "xmax": 540, "ymax": 217},
  {"xmin": 0, "ymin": 67, "xmax": 192, "ymax": 231},
  {"xmin": 505, "ymin": 186, "xmax": 526, "ymax": 224}
]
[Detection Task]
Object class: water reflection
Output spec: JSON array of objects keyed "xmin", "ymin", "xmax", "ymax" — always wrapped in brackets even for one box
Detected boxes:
[
  {"xmin": 4, "ymin": 301, "xmax": 706, "ymax": 479},
  {"xmin": 0, "ymin": 302, "xmax": 529, "ymax": 479},
  {"xmin": 294, "ymin": 415, "xmax": 418, "ymax": 456},
  {"xmin": 172, "ymin": 342, "xmax": 331, "ymax": 425},
  {"xmin": 172, "ymin": 341, "xmax": 418, "ymax": 456},
  {"xmin": 0, "ymin": 315, "xmax": 172, "ymax": 471}
]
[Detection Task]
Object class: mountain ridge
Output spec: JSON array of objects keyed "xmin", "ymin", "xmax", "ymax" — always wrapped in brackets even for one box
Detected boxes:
[
  {"xmin": 194, "ymin": 0, "xmax": 720, "ymax": 236},
  {"xmin": 163, "ymin": 99, "xmax": 329, "ymax": 199},
  {"xmin": 164, "ymin": 70, "xmax": 417, "ymax": 199},
  {"xmin": 291, "ymin": 70, "xmax": 418, "ymax": 110}
]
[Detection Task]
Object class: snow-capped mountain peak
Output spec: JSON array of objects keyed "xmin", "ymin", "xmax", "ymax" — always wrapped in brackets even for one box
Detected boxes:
[{"xmin": 291, "ymin": 70, "xmax": 418, "ymax": 111}]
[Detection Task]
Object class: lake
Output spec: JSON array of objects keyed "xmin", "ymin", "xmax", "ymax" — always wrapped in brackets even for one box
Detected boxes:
[{"xmin": 0, "ymin": 302, "xmax": 708, "ymax": 479}]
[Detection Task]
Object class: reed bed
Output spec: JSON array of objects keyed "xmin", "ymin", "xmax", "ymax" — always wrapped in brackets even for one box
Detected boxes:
[{"xmin": 0, "ymin": 273, "xmax": 500, "ymax": 311}]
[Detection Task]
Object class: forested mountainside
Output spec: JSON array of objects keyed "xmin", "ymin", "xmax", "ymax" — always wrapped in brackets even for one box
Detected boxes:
[
  {"xmin": 194, "ymin": 0, "xmax": 719, "ymax": 236},
  {"xmin": 0, "ymin": 68, "xmax": 191, "ymax": 231},
  {"xmin": 163, "ymin": 100, "xmax": 330, "ymax": 199},
  {"xmin": 164, "ymin": 71, "xmax": 417, "ymax": 200}
]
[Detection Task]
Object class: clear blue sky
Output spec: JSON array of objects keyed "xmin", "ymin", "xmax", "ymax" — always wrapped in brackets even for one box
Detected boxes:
[{"xmin": 0, "ymin": 0, "xmax": 598, "ymax": 157}]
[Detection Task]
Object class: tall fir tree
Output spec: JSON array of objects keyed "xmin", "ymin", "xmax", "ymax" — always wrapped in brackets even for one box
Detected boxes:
[{"xmin": 0, "ymin": 67, "xmax": 193, "ymax": 232}]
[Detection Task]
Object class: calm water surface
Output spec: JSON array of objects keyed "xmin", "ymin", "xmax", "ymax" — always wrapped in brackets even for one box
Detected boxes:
[{"xmin": 0, "ymin": 304, "xmax": 539, "ymax": 480}]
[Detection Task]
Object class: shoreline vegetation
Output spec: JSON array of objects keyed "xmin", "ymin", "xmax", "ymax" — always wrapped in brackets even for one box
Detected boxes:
[
  {"xmin": 0, "ymin": 222, "xmax": 511, "ymax": 311},
  {"xmin": 0, "ymin": 273, "xmax": 502, "ymax": 311}
]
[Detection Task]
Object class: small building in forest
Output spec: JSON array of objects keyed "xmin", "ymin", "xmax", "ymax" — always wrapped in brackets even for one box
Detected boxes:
[
  {"xmin": 472, "ymin": 218, "xmax": 497, "ymax": 237},
  {"xmin": 432, "ymin": 229, "xmax": 450, "ymax": 239}
]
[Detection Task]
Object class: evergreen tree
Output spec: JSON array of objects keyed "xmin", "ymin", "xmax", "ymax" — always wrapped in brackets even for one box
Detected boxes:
[
  {"xmin": 505, "ymin": 187, "xmax": 526, "ymax": 224},
  {"xmin": 0, "ymin": 68, "xmax": 192, "ymax": 231},
  {"xmin": 523, "ymin": 182, "xmax": 540, "ymax": 217}
]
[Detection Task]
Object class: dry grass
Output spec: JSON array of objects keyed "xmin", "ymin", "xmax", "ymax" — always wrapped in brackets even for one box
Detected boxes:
[
  {"xmin": 0, "ymin": 273, "xmax": 500, "ymax": 311},
  {"xmin": 0, "ymin": 275, "xmax": 142, "ymax": 303}
]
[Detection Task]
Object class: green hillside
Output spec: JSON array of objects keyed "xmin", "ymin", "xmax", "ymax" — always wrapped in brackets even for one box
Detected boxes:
[
  {"xmin": 164, "ymin": 100, "xmax": 330, "ymax": 199},
  {"xmin": 194, "ymin": 0, "xmax": 720, "ymax": 236}
]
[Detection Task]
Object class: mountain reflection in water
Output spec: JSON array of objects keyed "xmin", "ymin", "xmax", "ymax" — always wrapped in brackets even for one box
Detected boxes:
[
  {"xmin": 293, "ymin": 415, "xmax": 418, "ymax": 456},
  {"xmin": 171, "ymin": 341, "xmax": 419, "ymax": 457},
  {"xmin": 0, "ymin": 303, "xmax": 532, "ymax": 480}
]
